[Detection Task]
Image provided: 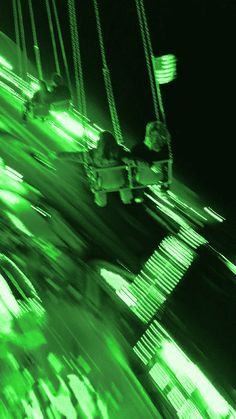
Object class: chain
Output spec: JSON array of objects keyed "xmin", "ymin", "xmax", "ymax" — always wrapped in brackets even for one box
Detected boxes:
[
  {"xmin": 51, "ymin": 0, "xmax": 73, "ymax": 96},
  {"xmin": 28, "ymin": 0, "xmax": 43, "ymax": 79},
  {"xmin": 68, "ymin": 0, "xmax": 87, "ymax": 119},
  {"xmin": 67, "ymin": 0, "xmax": 96, "ymax": 187},
  {"xmin": 136, "ymin": 0, "xmax": 173, "ymax": 161},
  {"xmin": 135, "ymin": 0, "xmax": 160, "ymax": 122},
  {"xmin": 93, "ymin": 0, "xmax": 123, "ymax": 145},
  {"xmin": 45, "ymin": 0, "xmax": 60, "ymax": 75},
  {"xmin": 16, "ymin": 0, "xmax": 28, "ymax": 79},
  {"xmin": 12, "ymin": 0, "xmax": 22, "ymax": 78},
  {"xmin": 138, "ymin": 0, "xmax": 166, "ymax": 124}
]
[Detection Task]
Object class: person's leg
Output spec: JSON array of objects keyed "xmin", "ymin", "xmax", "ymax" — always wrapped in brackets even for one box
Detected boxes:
[
  {"xmin": 94, "ymin": 192, "xmax": 107, "ymax": 207},
  {"xmin": 119, "ymin": 189, "xmax": 133, "ymax": 204}
]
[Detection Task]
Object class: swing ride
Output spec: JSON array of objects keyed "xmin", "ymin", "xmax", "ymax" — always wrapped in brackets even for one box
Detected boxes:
[{"xmin": 0, "ymin": 0, "xmax": 236, "ymax": 418}]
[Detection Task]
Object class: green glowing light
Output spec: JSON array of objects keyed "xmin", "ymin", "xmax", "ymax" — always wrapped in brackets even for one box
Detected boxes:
[
  {"xmin": 0, "ymin": 70, "xmax": 19, "ymax": 87},
  {"xmin": 161, "ymin": 341, "xmax": 231, "ymax": 416},
  {"xmin": 0, "ymin": 55, "xmax": 13, "ymax": 70},
  {"xmin": 100, "ymin": 268, "xmax": 127, "ymax": 291},
  {"xmin": 116, "ymin": 288, "xmax": 137, "ymax": 307},
  {"xmin": 50, "ymin": 111, "xmax": 99, "ymax": 143},
  {"xmin": 5, "ymin": 166, "xmax": 23, "ymax": 178},
  {"xmin": 6, "ymin": 212, "xmax": 33, "ymax": 236},
  {"xmin": 30, "ymin": 81, "xmax": 40, "ymax": 91},
  {"xmin": 0, "ymin": 190, "xmax": 21, "ymax": 205},
  {"xmin": 49, "ymin": 123, "xmax": 75, "ymax": 143},
  {"xmin": 152, "ymin": 54, "xmax": 177, "ymax": 84},
  {"xmin": 0, "ymin": 273, "xmax": 20, "ymax": 317},
  {"xmin": 204, "ymin": 207, "xmax": 225, "ymax": 222}
]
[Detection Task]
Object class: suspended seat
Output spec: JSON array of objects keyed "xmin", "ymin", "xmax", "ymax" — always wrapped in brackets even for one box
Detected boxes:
[{"xmin": 88, "ymin": 158, "xmax": 172, "ymax": 206}]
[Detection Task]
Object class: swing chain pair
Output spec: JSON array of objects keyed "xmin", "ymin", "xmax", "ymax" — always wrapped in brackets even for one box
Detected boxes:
[
  {"xmin": 68, "ymin": 0, "xmax": 87, "ymax": 117},
  {"xmin": 93, "ymin": 0, "xmax": 123, "ymax": 146},
  {"xmin": 135, "ymin": 0, "xmax": 173, "ymax": 161}
]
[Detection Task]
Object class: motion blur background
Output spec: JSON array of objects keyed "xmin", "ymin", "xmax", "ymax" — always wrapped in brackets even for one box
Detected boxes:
[{"xmin": 1, "ymin": 0, "xmax": 235, "ymax": 212}]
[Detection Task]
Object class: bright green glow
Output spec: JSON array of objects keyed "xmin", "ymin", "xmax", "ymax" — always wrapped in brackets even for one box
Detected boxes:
[
  {"xmin": 0, "ymin": 70, "xmax": 19, "ymax": 87},
  {"xmin": 0, "ymin": 273, "xmax": 20, "ymax": 317},
  {"xmin": 204, "ymin": 207, "xmax": 225, "ymax": 222},
  {"xmin": 149, "ymin": 362, "xmax": 171, "ymax": 390},
  {"xmin": 153, "ymin": 54, "xmax": 177, "ymax": 84},
  {"xmin": 225, "ymin": 260, "xmax": 236, "ymax": 275},
  {"xmin": 0, "ymin": 190, "xmax": 21, "ymax": 205},
  {"xmin": 30, "ymin": 81, "xmax": 40, "ymax": 91},
  {"xmin": 116, "ymin": 287, "xmax": 137, "ymax": 307},
  {"xmin": 3, "ymin": 169, "xmax": 23, "ymax": 182},
  {"xmin": 100, "ymin": 268, "xmax": 127, "ymax": 291},
  {"xmin": 49, "ymin": 122, "xmax": 75, "ymax": 143},
  {"xmin": 189, "ymin": 207, "xmax": 208, "ymax": 220},
  {"xmin": 5, "ymin": 166, "xmax": 23, "ymax": 178},
  {"xmin": 6, "ymin": 212, "xmax": 33, "ymax": 236},
  {"xmin": 0, "ymin": 55, "xmax": 13, "ymax": 70},
  {"xmin": 146, "ymin": 192, "xmax": 190, "ymax": 228},
  {"xmin": 50, "ymin": 111, "xmax": 99, "ymax": 143},
  {"xmin": 134, "ymin": 321, "xmax": 235, "ymax": 416},
  {"xmin": 0, "ymin": 68, "xmax": 33, "ymax": 99},
  {"xmin": 126, "ymin": 235, "xmax": 195, "ymax": 322},
  {"xmin": 217, "ymin": 253, "xmax": 236, "ymax": 275},
  {"xmin": 161, "ymin": 341, "xmax": 231, "ymax": 416},
  {"xmin": 93, "ymin": 123, "xmax": 104, "ymax": 131}
]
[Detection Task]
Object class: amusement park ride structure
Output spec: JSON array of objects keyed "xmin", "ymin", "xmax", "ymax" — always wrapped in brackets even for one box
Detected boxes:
[{"xmin": 0, "ymin": 0, "xmax": 236, "ymax": 417}]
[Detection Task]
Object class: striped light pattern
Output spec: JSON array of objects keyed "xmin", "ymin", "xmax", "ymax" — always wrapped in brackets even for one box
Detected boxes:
[
  {"xmin": 133, "ymin": 320, "xmax": 236, "ymax": 418},
  {"xmin": 119, "ymin": 235, "xmax": 196, "ymax": 323},
  {"xmin": 177, "ymin": 226, "xmax": 208, "ymax": 250},
  {"xmin": 203, "ymin": 207, "xmax": 225, "ymax": 222},
  {"xmin": 152, "ymin": 54, "xmax": 177, "ymax": 84}
]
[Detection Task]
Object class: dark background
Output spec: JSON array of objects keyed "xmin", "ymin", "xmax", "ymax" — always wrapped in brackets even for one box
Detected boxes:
[{"xmin": 1, "ymin": 0, "xmax": 236, "ymax": 213}]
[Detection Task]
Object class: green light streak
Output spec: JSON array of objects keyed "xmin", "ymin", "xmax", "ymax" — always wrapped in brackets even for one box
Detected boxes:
[
  {"xmin": 116, "ymin": 288, "xmax": 137, "ymax": 307},
  {"xmin": 146, "ymin": 193, "xmax": 190, "ymax": 228},
  {"xmin": 30, "ymin": 81, "xmax": 40, "ymax": 91},
  {"xmin": 6, "ymin": 211, "xmax": 33, "ymax": 236},
  {"xmin": 50, "ymin": 111, "xmax": 99, "ymax": 143},
  {"xmin": 49, "ymin": 122, "xmax": 75, "ymax": 143},
  {"xmin": 3, "ymin": 169, "xmax": 23, "ymax": 183},
  {"xmin": 134, "ymin": 321, "xmax": 236, "ymax": 417},
  {"xmin": 203, "ymin": 207, "xmax": 225, "ymax": 222},
  {"xmin": 5, "ymin": 166, "xmax": 23, "ymax": 178},
  {"xmin": 161, "ymin": 341, "xmax": 231, "ymax": 416},
  {"xmin": 0, "ymin": 190, "xmax": 21, "ymax": 205},
  {"xmin": 0, "ymin": 55, "xmax": 13, "ymax": 70},
  {"xmin": 100, "ymin": 268, "xmax": 127, "ymax": 291}
]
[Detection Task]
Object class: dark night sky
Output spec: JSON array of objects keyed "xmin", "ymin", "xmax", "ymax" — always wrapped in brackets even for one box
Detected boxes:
[{"xmin": 1, "ymin": 1, "xmax": 236, "ymax": 212}]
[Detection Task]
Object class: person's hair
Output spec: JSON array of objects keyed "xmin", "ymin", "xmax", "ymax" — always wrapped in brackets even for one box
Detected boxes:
[
  {"xmin": 98, "ymin": 131, "xmax": 120, "ymax": 160},
  {"xmin": 144, "ymin": 120, "xmax": 169, "ymax": 147}
]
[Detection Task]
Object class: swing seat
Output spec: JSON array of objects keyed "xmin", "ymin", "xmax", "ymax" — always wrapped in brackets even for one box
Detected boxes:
[
  {"xmin": 135, "ymin": 159, "xmax": 169, "ymax": 186},
  {"xmin": 91, "ymin": 165, "xmax": 128, "ymax": 192},
  {"xmin": 88, "ymin": 159, "xmax": 172, "ymax": 206}
]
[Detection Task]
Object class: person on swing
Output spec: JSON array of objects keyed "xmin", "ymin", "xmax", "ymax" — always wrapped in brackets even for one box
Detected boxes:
[
  {"xmin": 48, "ymin": 73, "xmax": 71, "ymax": 104},
  {"xmin": 57, "ymin": 131, "xmax": 133, "ymax": 207},
  {"xmin": 123, "ymin": 120, "xmax": 171, "ymax": 199},
  {"xmin": 23, "ymin": 80, "xmax": 50, "ymax": 122}
]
